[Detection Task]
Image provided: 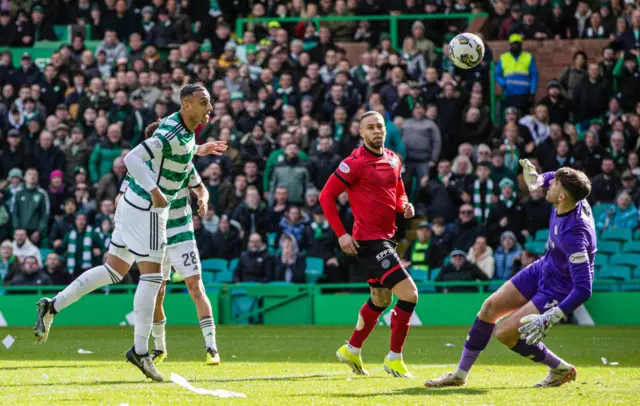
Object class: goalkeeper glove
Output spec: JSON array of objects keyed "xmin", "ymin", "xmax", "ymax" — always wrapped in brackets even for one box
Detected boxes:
[
  {"xmin": 518, "ymin": 306, "xmax": 565, "ymax": 345},
  {"xmin": 519, "ymin": 159, "xmax": 543, "ymax": 191}
]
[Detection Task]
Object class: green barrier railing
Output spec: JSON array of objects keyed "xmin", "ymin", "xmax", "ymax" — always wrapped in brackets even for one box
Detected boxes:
[
  {"xmin": 235, "ymin": 13, "xmax": 487, "ymax": 50},
  {"xmin": 3, "ymin": 279, "xmax": 639, "ymax": 296}
]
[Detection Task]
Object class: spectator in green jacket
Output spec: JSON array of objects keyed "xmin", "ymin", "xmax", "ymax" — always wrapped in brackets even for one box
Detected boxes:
[
  {"xmin": 270, "ymin": 143, "xmax": 311, "ymax": 205},
  {"xmin": 89, "ymin": 124, "xmax": 130, "ymax": 183},
  {"xmin": 10, "ymin": 168, "xmax": 50, "ymax": 245},
  {"xmin": 263, "ymin": 132, "xmax": 309, "ymax": 197}
]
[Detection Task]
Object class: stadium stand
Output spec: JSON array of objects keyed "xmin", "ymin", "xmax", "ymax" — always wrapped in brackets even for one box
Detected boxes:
[{"xmin": 0, "ymin": 0, "xmax": 639, "ymax": 297}]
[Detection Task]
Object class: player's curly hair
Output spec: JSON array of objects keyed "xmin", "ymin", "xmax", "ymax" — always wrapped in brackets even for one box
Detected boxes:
[
  {"xmin": 555, "ymin": 167, "xmax": 591, "ymax": 202},
  {"xmin": 144, "ymin": 121, "xmax": 160, "ymax": 140}
]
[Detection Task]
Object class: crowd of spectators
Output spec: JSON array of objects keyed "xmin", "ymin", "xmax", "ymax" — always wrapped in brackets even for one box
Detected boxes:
[{"xmin": 2, "ymin": 0, "xmax": 640, "ymax": 290}]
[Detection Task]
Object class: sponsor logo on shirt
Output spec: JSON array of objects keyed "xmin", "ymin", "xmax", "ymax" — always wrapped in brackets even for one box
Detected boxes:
[
  {"xmin": 569, "ymin": 252, "xmax": 588, "ymax": 264},
  {"xmin": 339, "ymin": 162, "xmax": 350, "ymax": 173}
]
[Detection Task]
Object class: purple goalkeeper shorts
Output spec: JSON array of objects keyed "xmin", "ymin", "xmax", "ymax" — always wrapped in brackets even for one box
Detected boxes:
[{"xmin": 510, "ymin": 260, "xmax": 572, "ymax": 313}]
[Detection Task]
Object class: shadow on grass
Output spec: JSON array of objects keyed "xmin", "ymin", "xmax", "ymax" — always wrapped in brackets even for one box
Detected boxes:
[
  {"xmin": 0, "ymin": 363, "xmax": 108, "ymax": 370},
  {"xmin": 318, "ymin": 387, "xmax": 489, "ymax": 398}
]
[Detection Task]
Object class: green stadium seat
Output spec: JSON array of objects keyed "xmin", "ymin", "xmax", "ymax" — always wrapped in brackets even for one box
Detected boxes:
[
  {"xmin": 201, "ymin": 258, "xmax": 228, "ymax": 273},
  {"xmin": 623, "ymin": 241, "xmax": 640, "ymax": 254},
  {"xmin": 594, "ymin": 255, "xmax": 609, "ymax": 269},
  {"xmin": 215, "ymin": 270, "xmax": 233, "ymax": 283},
  {"xmin": 268, "ymin": 281, "xmax": 294, "ymax": 285},
  {"xmin": 634, "ymin": 229, "xmax": 640, "ymax": 240},
  {"xmin": 229, "ymin": 258, "xmax": 239, "ymax": 272},
  {"xmin": 610, "ymin": 254, "xmax": 640, "ymax": 268},
  {"xmin": 534, "ymin": 229, "xmax": 549, "ymax": 241},
  {"xmin": 201, "ymin": 270, "xmax": 215, "ymax": 284},
  {"xmin": 597, "ymin": 241, "xmax": 621, "ymax": 256},
  {"xmin": 598, "ymin": 266, "xmax": 632, "ymax": 280},
  {"xmin": 409, "ymin": 267, "xmax": 428, "ymax": 283},
  {"xmin": 525, "ymin": 241, "xmax": 546, "ymax": 255},
  {"xmin": 305, "ymin": 256, "xmax": 325, "ymax": 284},
  {"xmin": 601, "ymin": 228, "xmax": 632, "ymax": 243},
  {"xmin": 592, "ymin": 203, "xmax": 615, "ymax": 219}
]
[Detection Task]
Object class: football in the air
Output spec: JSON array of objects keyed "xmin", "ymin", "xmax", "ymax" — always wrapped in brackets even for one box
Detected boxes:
[{"xmin": 448, "ymin": 33, "xmax": 485, "ymax": 69}]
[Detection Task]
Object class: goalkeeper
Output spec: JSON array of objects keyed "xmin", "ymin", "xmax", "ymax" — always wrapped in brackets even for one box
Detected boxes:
[{"xmin": 425, "ymin": 160, "xmax": 596, "ymax": 388}]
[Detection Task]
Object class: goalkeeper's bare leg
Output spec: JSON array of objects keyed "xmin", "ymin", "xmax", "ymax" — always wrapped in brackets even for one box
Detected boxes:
[{"xmin": 425, "ymin": 281, "xmax": 574, "ymax": 388}]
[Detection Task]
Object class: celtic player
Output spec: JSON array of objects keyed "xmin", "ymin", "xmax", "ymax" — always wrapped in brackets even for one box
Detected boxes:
[
  {"xmin": 117, "ymin": 121, "xmax": 220, "ymax": 367},
  {"xmin": 34, "ymin": 84, "xmax": 227, "ymax": 382}
]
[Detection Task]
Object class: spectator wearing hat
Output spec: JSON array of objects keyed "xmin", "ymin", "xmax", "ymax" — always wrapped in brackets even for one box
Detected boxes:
[
  {"xmin": 467, "ymin": 235, "xmax": 495, "ymax": 279},
  {"xmin": 0, "ymin": 130, "xmax": 29, "ymax": 178},
  {"xmin": 547, "ymin": 1, "xmax": 569, "ymax": 39},
  {"xmin": 219, "ymin": 41, "xmax": 240, "ymax": 70},
  {"xmin": 436, "ymin": 249, "xmax": 488, "ymax": 293},
  {"xmin": 495, "ymin": 33, "xmax": 538, "ymax": 115},
  {"xmin": 539, "ymin": 79, "xmax": 571, "ymax": 125},
  {"xmin": 596, "ymin": 190, "xmax": 639, "ymax": 232},
  {"xmin": 62, "ymin": 126, "xmax": 90, "ymax": 183},
  {"xmin": 499, "ymin": 4, "xmax": 524, "ymax": 40},
  {"xmin": 0, "ymin": 240, "xmax": 20, "ymax": 284},
  {"xmin": 486, "ymin": 178, "xmax": 524, "ymax": 247},
  {"xmin": 96, "ymin": 29, "xmax": 128, "ymax": 65},
  {"xmin": 30, "ymin": 5, "xmax": 57, "ymax": 42},
  {"xmin": 53, "ymin": 123, "xmax": 71, "ymax": 149},
  {"xmin": 4, "ymin": 168, "xmax": 24, "ymax": 203},
  {"xmin": 14, "ymin": 53, "xmax": 43, "ymax": 88},
  {"xmin": 89, "ymin": 124, "xmax": 129, "ymax": 183},
  {"xmin": 401, "ymin": 221, "xmax": 446, "ymax": 279},
  {"xmin": 493, "ymin": 231, "xmax": 523, "ymax": 281},
  {"xmin": 47, "ymin": 169, "xmax": 67, "ymax": 218}
]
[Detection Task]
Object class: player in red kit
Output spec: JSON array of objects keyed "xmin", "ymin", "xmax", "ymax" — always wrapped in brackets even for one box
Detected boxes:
[{"xmin": 319, "ymin": 111, "xmax": 418, "ymax": 378}]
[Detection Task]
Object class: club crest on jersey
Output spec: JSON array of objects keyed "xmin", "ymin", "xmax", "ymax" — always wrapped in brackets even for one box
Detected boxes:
[
  {"xmin": 389, "ymin": 157, "xmax": 398, "ymax": 168},
  {"xmin": 339, "ymin": 162, "xmax": 350, "ymax": 173},
  {"xmin": 148, "ymin": 138, "xmax": 163, "ymax": 150}
]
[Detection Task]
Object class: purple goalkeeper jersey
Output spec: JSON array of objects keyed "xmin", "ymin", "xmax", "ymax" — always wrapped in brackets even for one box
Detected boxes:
[{"xmin": 538, "ymin": 172, "xmax": 596, "ymax": 314}]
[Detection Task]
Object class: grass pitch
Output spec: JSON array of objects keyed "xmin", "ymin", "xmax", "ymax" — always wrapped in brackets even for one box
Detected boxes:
[{"xmin": 1, "ymin": 325, "xmax": 639, "ymax": 405}]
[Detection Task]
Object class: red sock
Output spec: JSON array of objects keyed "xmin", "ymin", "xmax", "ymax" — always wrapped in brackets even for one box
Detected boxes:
[
  {"xmin": 390, "ymin": 300, "xmax": 416, "ymax": 353},
  {"xmin": 348, "ymin": 299, "xmax": 385, "ymax": 348}
]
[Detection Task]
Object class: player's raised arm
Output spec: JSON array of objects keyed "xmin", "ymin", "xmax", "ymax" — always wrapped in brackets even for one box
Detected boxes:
[{"xmin": 520, "ymin": 159, "xmax": 556, "ymax": 191}]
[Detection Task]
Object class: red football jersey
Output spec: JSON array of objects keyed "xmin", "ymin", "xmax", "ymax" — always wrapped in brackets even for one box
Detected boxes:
[{"xmin": 319, "ymin": 145, "xmax": 408, "ymax": 241}]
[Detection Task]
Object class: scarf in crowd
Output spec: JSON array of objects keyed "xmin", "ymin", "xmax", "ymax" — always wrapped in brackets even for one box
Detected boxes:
[
  {"xmin": 276, "ymin": 87, "xmax": 294, "ymax": 106},
  {"xmin": 503, "ymin": 142, "xmax": 520, "ymax": 172},
  {"xmin": 473, "ymin": 179, "xmax": 493, "ymax": 223},
  {"xmin": 67, "ymin": 227, "xmax": 93, "ymax": 271},
  {"xmin": 500, "ymin": 192, "xmax": 517, "ymax": 208}
]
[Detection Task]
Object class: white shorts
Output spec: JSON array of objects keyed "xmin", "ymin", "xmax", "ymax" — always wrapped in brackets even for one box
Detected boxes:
[
  {"xmin": 109, "ymin": 199, "xmax": 169, "ymax": 265},
  {"xmin": 161, "ymin": 241, "xmax": 201, "ymax": 281}
]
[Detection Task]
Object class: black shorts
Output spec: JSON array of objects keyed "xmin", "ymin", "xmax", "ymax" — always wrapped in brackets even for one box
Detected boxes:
[{"xmin": 356, "ymin": 239, "xmax": 410, "ymax": 290}]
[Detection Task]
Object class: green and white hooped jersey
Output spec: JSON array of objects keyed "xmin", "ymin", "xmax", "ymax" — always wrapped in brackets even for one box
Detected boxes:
[
  {"xmin": 121, "ymin": 164, "xmax": 201, "ymax": 246},
  {"xmin": 123, "ymin": 112, "xmax": 198, "ymax": 211}
]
